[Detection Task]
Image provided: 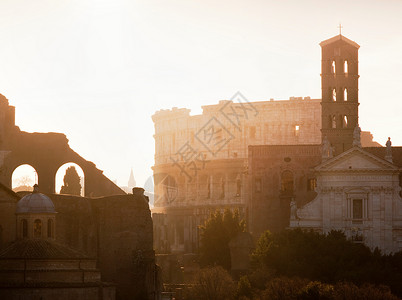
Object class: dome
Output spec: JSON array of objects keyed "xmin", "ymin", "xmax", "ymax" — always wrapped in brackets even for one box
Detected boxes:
[{"xmin": 16, "ymin": 185, "xmax": 55, "ymax": 214}]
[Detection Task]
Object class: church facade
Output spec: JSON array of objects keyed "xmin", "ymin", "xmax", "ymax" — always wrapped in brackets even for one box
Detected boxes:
[
  {"xmin": 248, "ymin": 34, "xmax": 402, "ymax": 253},
  {"xmin": 290, "ymin": 146, "xmax": 402, "ymax": 253}
]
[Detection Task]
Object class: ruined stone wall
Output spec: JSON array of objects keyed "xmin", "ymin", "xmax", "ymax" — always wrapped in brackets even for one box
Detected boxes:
[{"xmin": 0, "ymin": 94, "xmax": 125, "ymax": 197}]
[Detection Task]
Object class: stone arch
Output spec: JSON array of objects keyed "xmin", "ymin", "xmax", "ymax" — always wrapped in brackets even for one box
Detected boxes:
[
  {"xmin": 55, "ymin": 162, "xmax": 85, "ymax": 196},
  {"xmin": 11, "ymin": 164, "xmax": 38, "ymax": 192}
]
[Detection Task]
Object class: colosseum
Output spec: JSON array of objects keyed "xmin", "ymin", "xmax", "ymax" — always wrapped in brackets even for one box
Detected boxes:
[{"xmin": 152, "ymin": 94, "xmax": 322, "ymax": 253}]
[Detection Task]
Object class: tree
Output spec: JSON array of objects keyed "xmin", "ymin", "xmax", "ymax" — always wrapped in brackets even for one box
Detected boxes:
[
  {"xmin": 60, "ymin": 166, "xmax": 82, "ymax": 195},
  {"xmin": 199, "ymin": 208, "xmax": 246, "ymax": 270},
  {"xmin": 251, "ymin": 229, "xmax": 373, "ymax": 283},
  {"xmin": 249, "ymin": 229, "xmax": 402, "ymax": 298},
  {"xmin": 184, "ymin": 266, "xmax": 236, "ymax": 300}
]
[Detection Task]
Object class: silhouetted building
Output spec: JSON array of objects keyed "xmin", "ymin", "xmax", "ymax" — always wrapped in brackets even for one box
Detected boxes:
[
  {"xmin": 0, "ymin": 185, "xmax": 115, "ymax": 299},
  {"xmin": 0, "ymin": 96, "xmax": 159, "ymax": 299}
]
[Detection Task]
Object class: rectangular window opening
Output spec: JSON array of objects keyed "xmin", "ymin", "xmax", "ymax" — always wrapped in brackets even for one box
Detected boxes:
[
  {"xmin": 307, "ymin": 178, "xmax": 317, "ymax": 191},
  {"xmin": 352, "ymin": 199, "xmax": 363, "ymax": 219}
]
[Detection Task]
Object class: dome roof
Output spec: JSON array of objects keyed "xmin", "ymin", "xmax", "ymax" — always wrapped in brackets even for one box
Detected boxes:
[{"xmin": 16, "ymin": 185, "xmax": 55, "ymax": 214}]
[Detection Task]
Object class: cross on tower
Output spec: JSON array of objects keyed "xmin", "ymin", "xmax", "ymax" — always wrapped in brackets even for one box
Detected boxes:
[{"xmin": 338, "ymin": 23, "xmax": 343, "ymax": 35}]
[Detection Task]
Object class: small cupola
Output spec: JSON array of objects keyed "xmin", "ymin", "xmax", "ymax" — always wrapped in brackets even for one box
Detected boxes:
[{"xmin": 15, "ymin": 185, "xmax": 56, "ymax": 240}]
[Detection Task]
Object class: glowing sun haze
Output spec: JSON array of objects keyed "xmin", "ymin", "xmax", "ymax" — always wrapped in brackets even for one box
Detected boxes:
[{"xmin": 1, "ymin": 0, "xmax": 401, "ymax": 188}]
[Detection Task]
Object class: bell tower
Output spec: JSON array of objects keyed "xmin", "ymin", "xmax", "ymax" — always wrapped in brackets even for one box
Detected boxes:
[{"xmin": 320, "ymin": 34, "xmax": 360, "ymax": 156}]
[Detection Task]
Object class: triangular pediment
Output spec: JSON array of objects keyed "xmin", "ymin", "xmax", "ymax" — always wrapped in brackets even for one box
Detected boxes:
[{"xmin": 315, "ymin": 147, "xmax": 399, "ymax": 172}]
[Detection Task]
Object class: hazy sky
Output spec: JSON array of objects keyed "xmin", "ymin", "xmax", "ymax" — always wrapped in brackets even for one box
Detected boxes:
[{"xmin": 1, "ymin": 0, "xmax": 401, "ymax": 188}]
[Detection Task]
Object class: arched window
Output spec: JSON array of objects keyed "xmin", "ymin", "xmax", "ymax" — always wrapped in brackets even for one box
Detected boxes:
[
  {"xmin": 344, "ymin": 60, "xmax": 348, "ymax": 74},
  {"xmin": 343, "ymin": 116, "xmax": 348, "ymax": 128},
  {"xmin": 22, "ymin": 219, "xmax": 28, "ymax": 238},
  {"xmin": 47, "ymin": 219, "xmax": 53, "ymax": 238},
  {"xmin": 332, "ymin": 88, "xmax": 337, "ymax": 101},
  {"xmin": 55, "ymin": 163, "xmax": 85, "ymax": 196},
  {"xmin": 344, "ymin": 88, "xmax": 348, "ymax": 101},
  {"xmin": 281, "ymin": 171, "xmax": 294, "ymax": 192},
  {"xmin": 34, "ymin": 219, "xmax": 42, "ymax": 238},
  {"xmin": 331, "ymin": 115, "xmax": 337, "ymax": 128},
  {"xmin": 331, "ymin": 60, "xmax": 336, "ymax": 74},
  {"xmin": 12, "ymin": 164, "xmax": 38, "ymax": 192}
]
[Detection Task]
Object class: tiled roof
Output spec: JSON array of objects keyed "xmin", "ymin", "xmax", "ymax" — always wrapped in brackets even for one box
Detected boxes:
[
  {"xmin": 364, "ymin": 147, "xmax": 402, "ymax": 167},
  {"xmin": 0, "ymin": 239, "xmax": 90, "ymax": 259},
  {"xmin": 319, "ymin": 34, "xmax": 360, "ymax": 49}
]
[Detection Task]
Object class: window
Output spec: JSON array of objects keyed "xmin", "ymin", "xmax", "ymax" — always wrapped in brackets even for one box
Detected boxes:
[
  {"xmin": 344, "ymin": 88, "xmax": 348, "ymax": 101},
  {"xmin": 343, "ymin": 116, "xmax": 348, "ymax": 128},
  {"xmin": 295, "ymin": 125, "xmax": 300, "ymax": 137},
  {"xmin": 22, "ymin": 219, "xmax": 28, "ymax": 238},
  {"xmin": 352, "ymin": 199, "xmax": 363, "ymax": 219},
  {"xmin": 347, "ymin": 191, "xmax": 368, "ymax": 223},
  {"xmin": 281, "ymin": 171, "xmax": 294, "ymax": 192},
  {"xmin": 331, "ymin": 60, "xmax": 336, "ymax": 73},
  {"xmin": 331, "ymin": 115, "xmax": 337, "ymax": 128},
  {"xmin": 47, "ymin": 219, "xmax": 53, "ymax": 238},
  {"xmin": 332, "ymin": 88, "xmax": 336, "ymax": 101},
  {"xmin": 307, "ymin": 178, "xmax": 317, "ymax": 191},
  {"xmin": 34, "ymin": 219, "xmax": 42, "ymax": 238},
  {"xmin": 344, "ymin": 60, "xmax": 348, "ymax": 74}
]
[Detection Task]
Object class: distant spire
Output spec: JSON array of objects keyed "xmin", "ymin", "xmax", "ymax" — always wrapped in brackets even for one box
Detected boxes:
[{"xmin": 128, "ymin": 168, "xmax": 136, "ymax": 188}]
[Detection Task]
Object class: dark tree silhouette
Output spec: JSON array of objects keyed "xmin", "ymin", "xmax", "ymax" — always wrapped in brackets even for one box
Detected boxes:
[
  {"xmin": 199, "ymin": 208, "xmax": 246, "ymax": 270},
  {"xmin": 60, "ymin": 166, "xmax": 82, "ymax": 196}
]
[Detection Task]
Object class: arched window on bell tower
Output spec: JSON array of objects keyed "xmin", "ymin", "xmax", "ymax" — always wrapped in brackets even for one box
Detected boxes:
[
  {"xmin": 343, "ymin": 116, "xmax": 348, "ymax": 128},
  {"xmin": 331, "ymin": 115, "xmax": 337, "ymax": 128},
  {"xmin": 331, "ymin": 60, "xmax": 336, "ymax": 74},
  {"xmin": 344, "ymin": 60, "xmax": 348, "ymax": 74},
  {"xmin": 332, "ymin": 88, "xmax": 337, "ymax": 101}
]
